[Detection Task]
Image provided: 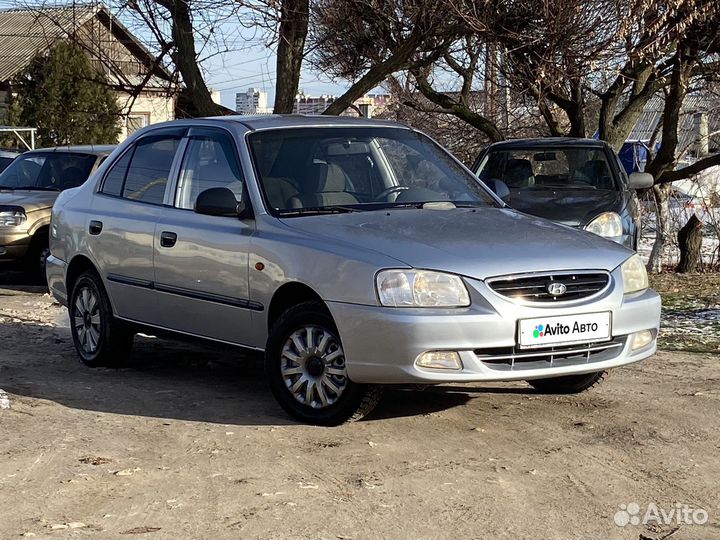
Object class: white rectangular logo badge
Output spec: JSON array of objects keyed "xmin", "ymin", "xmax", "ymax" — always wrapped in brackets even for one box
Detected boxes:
[{"xmin": 518, "ymin": 312, "xmax": 611, "ymax": 348}]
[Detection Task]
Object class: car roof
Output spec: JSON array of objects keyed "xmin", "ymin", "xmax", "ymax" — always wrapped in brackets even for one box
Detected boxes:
[
  {"xmin": 207, "ymin": 114, "xmax": 408, "ymax": 131},
  {"xmin": 28, "ymin": 145, "xmax": 116, "ymax": 155},
  {"xmin": 486, "ymin": 137, "xmax": 607, "ymax": 150}
]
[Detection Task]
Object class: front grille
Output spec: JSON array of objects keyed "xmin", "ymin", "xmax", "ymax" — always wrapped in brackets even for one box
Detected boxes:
[
  {"xmin": 487, "ymin": 272, "xmax": 609, "ymax": 303},
  {"xmin": 474, "ymin": 337, "xmax": 626, "ymax": 371}
]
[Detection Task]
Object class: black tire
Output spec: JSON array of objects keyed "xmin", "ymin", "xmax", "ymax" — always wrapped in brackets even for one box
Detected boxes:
[
  {"xmin": 25, "ymin": 232, "xmax": 50, "ymax": 283},
  {"xmin": 527, "ymin": 370, "xmax": 608, "ymax": 394},
  {"xmin": 69, "ymin": 270, "xmax": 134, "ymax": 368},
  {"xmin": 265, "ymin": 300, "xmax": 382, "ymax": 426}
]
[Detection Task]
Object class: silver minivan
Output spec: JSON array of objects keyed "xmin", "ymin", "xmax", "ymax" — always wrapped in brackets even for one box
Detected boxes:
[{"xmin": 48, "ymin": 116, "xmax": 661, "ymax": 425}]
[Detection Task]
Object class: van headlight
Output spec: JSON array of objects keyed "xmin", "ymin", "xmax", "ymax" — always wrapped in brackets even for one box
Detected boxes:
[
  {"xmin": 620, "ymin": 254, "xmax": 648, "ymax": 294},
  {"xmin": 0, "ymin": 206, "xmax": 26, "ymax": 227},
  {"xmin": 584, "ymin": 212, "xmax": 623, "ymax": 238},
  {"xmin": 376, "ymin": 269, "xmax": 470, "ymax": 307}
]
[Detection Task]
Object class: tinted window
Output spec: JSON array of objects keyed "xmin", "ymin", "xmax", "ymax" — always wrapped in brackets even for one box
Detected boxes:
[
  {"xmin": 0, "ymin": 156, "xmax": 14, "ymax": 173},
  {"xmin": 101, "ymin": 150, "xmax": 132, "ymax": 196},
  {"xmin": 122, "ymin": 137, "xmax": 180, "ymax": 204},
  {"xmin": 476, "ymin": 147, "xmax": 618, "ymax": 190},
  {"xmin": 176, "ymin": 132, "xmax": 244, "ymax": 210},
  {"xmin": 0, "ymin": 152, "xmax": 96, "ymax": 191}
]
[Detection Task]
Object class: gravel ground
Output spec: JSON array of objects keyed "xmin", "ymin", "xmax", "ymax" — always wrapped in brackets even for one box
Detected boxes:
[{"xmin": 0, "ymin": 271, "xmax": 719, "ymax": 540}]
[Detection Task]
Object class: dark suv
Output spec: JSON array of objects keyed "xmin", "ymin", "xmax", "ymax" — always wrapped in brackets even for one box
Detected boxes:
[{"xmin": 473, "ymin": 138, "xmax": 653, "ymax": 250}]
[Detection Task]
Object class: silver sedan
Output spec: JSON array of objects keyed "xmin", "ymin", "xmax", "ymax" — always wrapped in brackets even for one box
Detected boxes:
[{"xmin": 47, "ymin": 115, "xmax": 660, "ymax": 425}]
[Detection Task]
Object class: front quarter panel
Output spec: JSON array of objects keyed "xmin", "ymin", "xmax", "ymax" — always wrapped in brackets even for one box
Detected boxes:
[{"xmin": 248, "ymin": 216, "xmax": 404, "ymax": 341}]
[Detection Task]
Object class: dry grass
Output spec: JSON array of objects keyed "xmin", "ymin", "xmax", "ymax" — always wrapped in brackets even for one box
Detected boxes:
[{"xmin": 650, "ymin": 273, "xmax": 720, "ymax": 354}]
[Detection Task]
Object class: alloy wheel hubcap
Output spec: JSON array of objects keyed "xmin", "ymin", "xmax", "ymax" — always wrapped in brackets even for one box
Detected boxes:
[
  {"xmin": 73, "ymin": 286, "xmax": 101, "ymax": 354},
  {"xmin": 280, "ymin": 325, "xmax": 348, "ymax": 409}
]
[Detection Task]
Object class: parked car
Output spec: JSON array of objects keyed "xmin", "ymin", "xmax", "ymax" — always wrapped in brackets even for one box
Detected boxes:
[
  {"xmin": 47, "ymin": 117, "xmax": 660, "ymax": 425},
  {"xmin": 0, "ymin": 145, "xmax": 114, "ymax": 279},
  {"xmin": 472, "ymin": 138, "xmax": 654, "ymax": 250},
  {"xmin": 0, "ymin": 149, "xmax": 20, "ymax": 173}
]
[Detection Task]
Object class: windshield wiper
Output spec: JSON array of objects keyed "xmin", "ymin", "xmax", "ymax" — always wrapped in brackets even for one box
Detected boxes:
[
  {"xmin": 0, "ymin": 185, "xmax": 13, "ymax": 190},
  {"xmin": 382, "ymin": 201, "xmax": 486, "ymax": 210},
  {"xmin": 277, "ymin": 205, "xmax": 361, "ymax": 217},
  {"xmin": 453, "ymin": 201, "xmax": 488, "ymax": 208}
]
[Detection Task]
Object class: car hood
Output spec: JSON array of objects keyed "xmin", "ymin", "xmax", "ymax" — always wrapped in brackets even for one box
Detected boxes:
[
  {"xmin": 281, "ymin": 207, "xmax": 632, "ymax": 279},
  {"xmin": 0, "ymin": 190, "xmax": 58, "ymax": 213},
  {"xmin": 505, "ymin": 188, "xmax": 623, "ymax": 226}
]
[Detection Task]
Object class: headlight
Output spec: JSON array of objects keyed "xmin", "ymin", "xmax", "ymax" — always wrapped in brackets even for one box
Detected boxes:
[
  {"xmin": 0, "ymin": 206, "xmax": 26, "ymax": 227},
  {"xmin": 376, "ymin": 269, "xmax": 470, "ymax": 307},
  {"xmin": 620, "ymin": 254, "xmax": 648, "ymax": 294},
  {"xmin": 584, "ymin": 212, "xmax": 623, "ymax": 238}
]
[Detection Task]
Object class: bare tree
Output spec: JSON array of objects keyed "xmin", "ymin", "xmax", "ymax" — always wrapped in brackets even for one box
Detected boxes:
[{"xmin": 310, "ymin": 0, "xmax": 461, "ymax": 116}]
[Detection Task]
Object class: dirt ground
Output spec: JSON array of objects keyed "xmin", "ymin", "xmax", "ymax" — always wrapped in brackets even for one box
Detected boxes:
[{"xmin": 1, "ymin": 270, "xmax": 719, "ymax": 540}]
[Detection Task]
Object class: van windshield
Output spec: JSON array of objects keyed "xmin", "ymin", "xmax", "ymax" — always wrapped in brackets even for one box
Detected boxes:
[
  {"xmin": 0, "ymin": 152, "xmax": 96, "ymax": 191},
  {"xmin": 248, "ymin": 127, "xmax": 496, "ymax": 215},
  {"xmin": 476, "ymin": 147, "xmax": 618, "ymax": 191}
]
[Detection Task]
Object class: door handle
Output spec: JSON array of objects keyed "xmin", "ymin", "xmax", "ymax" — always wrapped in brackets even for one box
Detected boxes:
[
  {"xmin": 160, "ymin": 231, "xmax": 177, "ymax": 248},
  {"xmin": 89, "ymin": 220, "xmax": 103, "ymax": 235}
]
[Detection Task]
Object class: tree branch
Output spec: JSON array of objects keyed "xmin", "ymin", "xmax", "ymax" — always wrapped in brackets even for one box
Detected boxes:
[
  {"xmin": 411, "ymin": 68, "xmax": 504, "ymax": 142},
  {"xmin": 656, "ymin": 152, "xmax": 720, "ymax": 184}
]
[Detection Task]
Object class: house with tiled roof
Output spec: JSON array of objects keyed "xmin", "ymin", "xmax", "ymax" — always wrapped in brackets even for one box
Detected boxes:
[{"xmin": 0, "ymin": 3, "xmax": 179, "ymax": 141}]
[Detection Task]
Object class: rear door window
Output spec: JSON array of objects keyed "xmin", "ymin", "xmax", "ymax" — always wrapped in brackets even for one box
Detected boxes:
[
  {"xmin": 101, "ymin": 135, "xmax": 181, "ymax": 204},
  {"xmin": 123, "ymin": 137, "xmax": 180, "ymax": 204}
]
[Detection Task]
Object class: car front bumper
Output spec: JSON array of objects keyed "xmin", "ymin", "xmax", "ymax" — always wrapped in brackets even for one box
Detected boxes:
[
  {"xmin": 0, "ymin": 231, "xmax": 31, "ymax": 263},
  {"xmin": 328, "ymin": 271, "xmax": 661, "ymax": 384}
]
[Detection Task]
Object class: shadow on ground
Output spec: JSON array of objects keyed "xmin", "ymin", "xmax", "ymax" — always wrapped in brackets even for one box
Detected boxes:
[
  {"xmin": 0, "ymin": 269, "xmax": 535, "ymax": 426},
  {"xmin": 0, "ymin": 320, "xmax": 540, "ymax": 426},
  {"xmin": 0, "ymin": 268, "xmax": 48, "ymax": 293}
]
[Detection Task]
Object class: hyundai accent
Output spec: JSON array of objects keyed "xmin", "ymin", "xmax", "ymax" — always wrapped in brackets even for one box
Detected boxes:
[{"xmin": 47, "ymin": 116, "xmax": 661, "ymax": 425}]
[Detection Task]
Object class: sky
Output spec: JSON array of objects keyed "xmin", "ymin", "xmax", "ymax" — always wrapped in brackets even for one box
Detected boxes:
[
  {"xmin": 194, "ymin": 21, "xmax": 350, "ymax": 110},
  {"xmin": 205, "ymin": 48, "xmax": 350, "ymax": 110}
]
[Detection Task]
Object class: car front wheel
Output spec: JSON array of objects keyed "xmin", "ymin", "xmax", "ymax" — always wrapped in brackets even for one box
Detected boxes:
[
  {"xmin": 69, "ymin": 271, "xmax": 134, "ymax": 367},
  {"xmin": 265, "ymin": 301, "xmax": 382, "ymax": 426},
  {"xmin": 527, "ymin": 370, "xmax": 608, "ymax": 394}
]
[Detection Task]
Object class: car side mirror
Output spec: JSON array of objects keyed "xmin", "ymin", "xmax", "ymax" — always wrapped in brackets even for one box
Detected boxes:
[
  {"xmin": 194, "ymin": 187, "xmax": 248, "ymax": 218},
  {"xmin": 628, "ymin": 172, "xmax": 654, "ymax": 189},
  {"xmin": 484, "ymin": 178, "xmax": 510, "ymax": 200}
]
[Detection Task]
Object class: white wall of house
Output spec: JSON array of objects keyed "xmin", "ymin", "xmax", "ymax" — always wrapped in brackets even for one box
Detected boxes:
[{"xmin": 117, "ymin": 91, "xmax": 175, "ymax": 142}]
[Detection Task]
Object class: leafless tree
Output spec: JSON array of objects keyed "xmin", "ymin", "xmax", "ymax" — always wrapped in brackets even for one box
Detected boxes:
[{"xmin": 310, "ymin": 0, "xmax": 462, "ymax": 116}]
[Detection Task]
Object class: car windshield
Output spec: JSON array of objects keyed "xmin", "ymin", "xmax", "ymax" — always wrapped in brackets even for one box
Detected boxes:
[
  {"xmin": 476, "ymin": 147, "xmax": 618, "ymax": 191},
  {"xmin": 248, "ymin": 127, "xmax": 496, "ymax": 215},
  {"xmin": 0, "ymin": 152, "xmax": 96, "ymax": 190}
]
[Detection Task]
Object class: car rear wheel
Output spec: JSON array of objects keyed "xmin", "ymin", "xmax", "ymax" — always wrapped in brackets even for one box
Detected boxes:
[
  {"xmin": 69, "ymin": 271, "xmax": 134, "ymax": 368},
  {"xmin": 527, "ymin": 370, "xmax": 607, "ymax": 394},
  {"xmin": 265, "ymin": 301, "xmax": 382, "ymax": 426}
]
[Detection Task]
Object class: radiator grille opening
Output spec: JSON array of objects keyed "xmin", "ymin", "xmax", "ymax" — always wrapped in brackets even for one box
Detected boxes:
[{"xmin": 488, "ymin": 272, "xmax": 610, "ymax": 303}]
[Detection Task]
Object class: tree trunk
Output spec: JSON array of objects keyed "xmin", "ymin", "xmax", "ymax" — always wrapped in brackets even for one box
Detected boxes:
[
  {"xmin": 647, "ymin": 183, "xmax": 672, "ymax": 273},
  {"xmin": 168, "ymin": 0, "xmax": 224, "ymax": 118},
  {"xmin": 273, "ymin": 0, "xmax": 309, "ymax": 114},
  {"xmin": 676, "ymin": 214, "xmax": 703, "ymax": 273},
  {"xmin": 643, "ymin": 45, "xmax": 698, "ymax": 273},
  {"xmin": 566, "ymin": 80, "xmax": 585, "ymax": 138}
]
